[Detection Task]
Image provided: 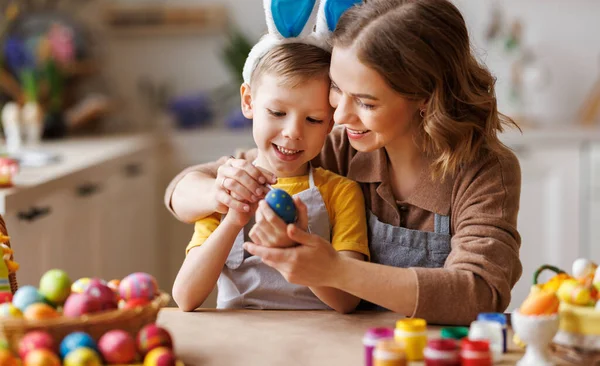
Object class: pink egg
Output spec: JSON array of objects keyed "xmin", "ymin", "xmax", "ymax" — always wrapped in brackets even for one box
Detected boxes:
[
  {"xmin": 84, "ymin": 280, "xmax": 117, "ymax": 311},
  {"xmin": 18, "ymin": 330, "xmax": 55, "ymax": 360},
  {"xmin": 119, "ymin": 273, "xmax": 158, "ymax": 302},
  {"xmin": 63, "ymin": 293, "xmax": 102, "ymax": 317},
  {"xmin": 98, "ymin": 330, "xmax": 137, "ymax": 364}
]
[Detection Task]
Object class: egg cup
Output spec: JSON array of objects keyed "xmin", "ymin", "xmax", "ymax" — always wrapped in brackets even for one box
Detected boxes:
[{"xmin": 512, "ymin": 310, "xmax": 559, "ymax": 366}]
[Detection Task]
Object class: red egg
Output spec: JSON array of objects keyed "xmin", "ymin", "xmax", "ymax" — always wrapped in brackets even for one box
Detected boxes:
[
  {"xmin": 84, "ymin": 280, "xmax": 117, "ymax": 311},
  {"xmin": 124, "ymin": 298, "xmax": 151, "ymax": 309},
  {"xmin": 136, "ymin": 324, "xmax": 173, "ymax": 357},
  {"xmin": 98, "ymin": 330, "xmax": 137, "ymax": 364},
  {"xmin": 18, "ymin": 330, "xmax": 55, "ymax": 360},
  {"xmin": 63, "ymin": 293, "xmax": 102, "ymax": 317}
]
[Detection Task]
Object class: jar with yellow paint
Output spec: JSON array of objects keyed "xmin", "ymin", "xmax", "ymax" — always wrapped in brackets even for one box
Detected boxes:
[
  {"xmin": 394, "ymin": 318, "xmax": 428, "ymax": 361},
  {"xmin": 373, "ymin": 339, "xmax": 406, "ymax": 366}
]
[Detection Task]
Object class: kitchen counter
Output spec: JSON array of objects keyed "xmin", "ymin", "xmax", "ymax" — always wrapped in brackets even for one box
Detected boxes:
[{"xmin": 155, "ymin": 309, "xmax": 560, "ymax": 366}]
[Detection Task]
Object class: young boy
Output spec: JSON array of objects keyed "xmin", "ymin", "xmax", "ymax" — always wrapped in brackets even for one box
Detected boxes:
[{"xmin": 172, "ymin": 0, "xmax": 369, "ymax": 313}]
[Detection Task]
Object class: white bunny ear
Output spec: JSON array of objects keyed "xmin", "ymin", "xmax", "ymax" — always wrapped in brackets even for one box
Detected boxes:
[
  {"xmin": 315, "ymin": 0, "xmax": 363, "ymax": 38},
  {"xmin": 242, "ymin": 35, "xmax": 280, "ymax": 85},
  {"xmin": 264, "ymin": 0, "xmax": 319, "ymax": 39}
]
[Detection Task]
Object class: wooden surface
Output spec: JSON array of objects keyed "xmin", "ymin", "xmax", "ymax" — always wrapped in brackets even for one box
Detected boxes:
[{"xmin": 156, "ymin": 309, "xmax": 539, "ymax": 366}]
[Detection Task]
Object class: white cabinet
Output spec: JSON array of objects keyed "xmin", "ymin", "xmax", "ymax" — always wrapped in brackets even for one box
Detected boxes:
[{"xmin": 508, "ymin": 143, "xmax": 582, "ymax": 311}]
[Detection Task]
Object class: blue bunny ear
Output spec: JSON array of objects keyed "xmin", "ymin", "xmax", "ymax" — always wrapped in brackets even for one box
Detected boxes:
[
  {"xmin": 315, "ymin": 0, "xmax": 362, "ymax": 36},
  {"xmin": 265, "ymin": 0, "xmax": 319, "ymax": 39}
]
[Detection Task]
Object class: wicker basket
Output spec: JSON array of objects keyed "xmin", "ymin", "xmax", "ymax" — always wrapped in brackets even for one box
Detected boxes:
[
  {"xmin": 550, "ymin": 343, "xmax": 600, "ymax": 365},
  {"xmin": 0, "ymin": 214, "xmax": 19, "ymax": 295}
]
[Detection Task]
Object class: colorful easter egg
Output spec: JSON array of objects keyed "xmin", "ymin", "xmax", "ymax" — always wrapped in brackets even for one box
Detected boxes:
[
  {"xmin": 0, "ymin": 292, "xmax": 12, "ymax": 304},
  {"xmin": 124, "ymin": 297, "xmax": 151, "ymax": 309},
  {"xmin": 71, "ymin": 278, "xmax": 91, "ymax": 294},
  {"xmin": 0, "ymin": 302, "xmax": 22, "ymax": 318},
  {"xmin": 19, "ymin": 330, "xmax": 55, "ymax": 360},
  {"xmin": 84, "ymin": 279, "xmax": 117, "ymax": 311},
  {"xmin": 39, "ymin": 269, "xmax": 72, "ymax": 305},
  {"xmin": 143, "ymin": 347, "xmax": 176, "ymax": 366},
  {"xmin": 24, "ymin": 303, "xmax": 60, "ymax": 320},
  {"xmin": 63, "ymin": 347, "xmax": 102, "ymax": 366},
  {"xmin": 265, "ymin": 188, "xmax": 297, "ymax": 224},
  {"xmin": 24, "ymin": 349, "xmax": 61, "ymax": 366},
  {"xmin": 63, "ymin": 293, "xmax": 102, "ymax": 317},
  {"xmin": 60, "ymin": 332, "xmax": 98, "ymax": 359},
  {"xmin": 0, "ymin": 349, "xmax": 18, "ymax": 366},
  {"xmin": 119, "ymin": 273, "xmax": 158, "ymax": 302},
  {"xmin": 12, "ymin": 286, "xmax": 44, "ymax": 312},
  {"xmin": 107, "ymin": 279, "xmax": 121, "ymax": 300},
  {"xmin": 98, "ymin": 330, "xmax": 137, "ymax": 364},
  {"xmin": 137, "ymin": 324, "xmax": 173, "ymax": 357}
]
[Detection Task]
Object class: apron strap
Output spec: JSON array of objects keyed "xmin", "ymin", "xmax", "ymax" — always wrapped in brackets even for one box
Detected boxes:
[
  {"xmin": 434, "ymin": 214, "xmax": 450, "ymax": 235},
  {"xmin": 308, "ymin": 163, "xmax": 315, "ymax": 188}
]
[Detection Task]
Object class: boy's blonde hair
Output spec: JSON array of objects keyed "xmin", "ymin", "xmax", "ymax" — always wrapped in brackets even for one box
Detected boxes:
[
  {"xmin": 333, "ymin": 0, "xmax": 520, "ymax": 180},
  {"xmin": 250, "ymin": 43, "xmax": 331, "ymax": 90}
]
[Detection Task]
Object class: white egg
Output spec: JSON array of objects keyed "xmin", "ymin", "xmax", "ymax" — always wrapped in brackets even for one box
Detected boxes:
[
  {"xmin": 596, "ymin": 301, "xmax": 600, "ymax": 312},
  {"xmin": 572, "ymin": 258, "xmax": 596, "ymax": 278},
  {"xmin": 594, "ymin": 266, "xmax": 600, "ymax": 285}
]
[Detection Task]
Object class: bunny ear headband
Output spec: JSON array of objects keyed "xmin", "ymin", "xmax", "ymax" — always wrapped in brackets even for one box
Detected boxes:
[{"xmin": 242, "ymin": 0, "xmax": 363, "ymax": 85}]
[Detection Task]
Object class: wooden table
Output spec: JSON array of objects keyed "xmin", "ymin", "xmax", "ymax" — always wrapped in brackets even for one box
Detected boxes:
[{"xmin": 156, "ymin": 309, "xmax": 535, "ymax": 366}]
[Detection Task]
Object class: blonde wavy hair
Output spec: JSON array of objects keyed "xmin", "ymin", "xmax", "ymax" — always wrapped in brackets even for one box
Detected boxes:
[{"xmin": 332, "ymin": 0, "xmax": 520, "ymax": 180}]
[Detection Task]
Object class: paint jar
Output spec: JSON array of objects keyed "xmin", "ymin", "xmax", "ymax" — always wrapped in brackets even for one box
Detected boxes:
[
  {"xmin": 460, "ymin": 339, "xmax": 492, "ymax": 366},
  {"xmin": 394, "ymin": 318, "xmax": 427, "ymax": 361},
  {"xmin": 373, "ymin": 339, "xmax": 406, "ymax": 366},
  {"xmin": 440, "ymin": 327, "xmax": 469, "ymax": 341},
  {"xmin": 468, "ymin": 320, "xmax": 503, "ymax": 363},
  {"xmin": 423, "ymin": 339, "xmax": 460, "ymax": 366},
  {"xmin": 477, "ymin": 313, "xmax": 507, "ymax": 353},
  {"xmin": 363, "ymin": 327, "xmax": 394, "ymax": 366}
]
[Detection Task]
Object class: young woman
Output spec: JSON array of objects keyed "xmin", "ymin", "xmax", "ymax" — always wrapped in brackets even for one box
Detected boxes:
[{"xmin": 164, "ymin": 0, "xmax": 522, "ymax": 325}]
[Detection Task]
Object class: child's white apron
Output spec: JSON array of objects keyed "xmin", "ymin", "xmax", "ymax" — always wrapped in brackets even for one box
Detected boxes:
[{"xmin": 217, "ymin": 166, "xmax": 332, "ymax": 309}]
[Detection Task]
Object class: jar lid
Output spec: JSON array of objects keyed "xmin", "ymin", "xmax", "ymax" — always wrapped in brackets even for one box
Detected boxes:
[
  {"xmin": 396, "ymin": 318, "xmax": 427, "ymax": 332},
  {"xmin": 477, "ymin": 312, "xmax": 507, "ymax": 325},
  {"xmin": 427, "ymin": 339, "xmax": 458, "ymax": 351},
  {"xmin": 461, "ymin": 339, "xmax": 490, "ymax": 352},
  {"xmin": 363, "ymin": 327, "xmax": 394, "ymax": 345},
  {"xmin": 440, "ymin": 327, "xmax": 469, "ymax": 340},
  {"xmin": 375, "ymin": 339, "xmax": 405, "ymax": 354}
]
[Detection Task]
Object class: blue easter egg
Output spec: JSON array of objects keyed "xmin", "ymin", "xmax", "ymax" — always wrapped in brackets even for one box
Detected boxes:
[
  {"xmin": 265, "ymin": 188, "xmax": 297, "ymax": 224},
  {"xmin": 12, "ymin": 286, "xmax": 44, "ymax": 312},
  {"xmin": 60, "ymin": 332, "xmax": 98, "ymax": 359}
]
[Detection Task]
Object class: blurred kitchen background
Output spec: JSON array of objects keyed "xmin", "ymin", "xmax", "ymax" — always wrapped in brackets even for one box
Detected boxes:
[{"xmin": 0, "ymin": 0, "xmax": 599, "ymax": 311}]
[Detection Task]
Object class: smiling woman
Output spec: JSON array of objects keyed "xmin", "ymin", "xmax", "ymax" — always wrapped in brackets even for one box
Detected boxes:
[{"xmin": 165, "ymin": 0, "xmax": 522, "ymax": 326}]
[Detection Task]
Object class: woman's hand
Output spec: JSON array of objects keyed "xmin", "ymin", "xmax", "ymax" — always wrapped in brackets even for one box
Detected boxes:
[
  {"xmin": 244, "ymin": 198, "xmax": 340, "ymax": 287},
  {"xmin": 215, "ymin": 158, "xmax": 277, "ymax": 214},
  {"xmin": 249, "ymin": 197, "xmax": 306, "ymax": 248}
]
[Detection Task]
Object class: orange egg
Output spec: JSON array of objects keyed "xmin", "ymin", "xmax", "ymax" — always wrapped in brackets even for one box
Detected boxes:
[
  {"xmin": 0, "ymin": 349, "xmax": 18, "ymax": 366},
  {"xmin": 24, "ymin": 303, "xmax": 60, "ymax": 320},
  {"xmin": 520, "ymin": 290, "xmax": 560, "ymax": 315},
  {"xmin": 24, "ymin": 349, "xmax": 61, "ymax": 366}
]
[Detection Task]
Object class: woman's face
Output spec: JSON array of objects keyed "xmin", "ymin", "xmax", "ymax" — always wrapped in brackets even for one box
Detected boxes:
[{"xmin": 329, "ymin": 45, "xmax": 423, "ymax": 152}]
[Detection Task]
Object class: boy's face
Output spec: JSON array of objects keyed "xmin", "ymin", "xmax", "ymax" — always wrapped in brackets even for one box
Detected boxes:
[{"xmin": 241, "ymin": 73, "xmax": 334, "ymax": 177}]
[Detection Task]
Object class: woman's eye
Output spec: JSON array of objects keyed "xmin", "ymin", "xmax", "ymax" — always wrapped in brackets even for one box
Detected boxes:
[
  {"xmin": 357, "ymin": 99, "xmax": 375, "ymax": 110},
  {"xmin": 330, "ymin": 83, "xmax": 341, "ymax": 93},
  {"xmin": 267, "ymin": 109, "xmax": 285, "ymax": 117},
  {"xmin": 307, "ymin": 117, "xmax": 323, "ymax": 124}
]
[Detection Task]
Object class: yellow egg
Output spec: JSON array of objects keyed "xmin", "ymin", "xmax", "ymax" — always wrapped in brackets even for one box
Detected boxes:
[
  {"xmin": 64, "ymin": 347, "xmax": 102, "ymax": 366},
  {"xmin": 0, "ymin": 303, "xmax": 23, "ymax": 318},
  {"xmin": 71, "ymin": 278, "xmax": 91, "ymax": 294},
  {"xmin": 557, "ymin": 279, "xmax": 591, "ymax": 305}
]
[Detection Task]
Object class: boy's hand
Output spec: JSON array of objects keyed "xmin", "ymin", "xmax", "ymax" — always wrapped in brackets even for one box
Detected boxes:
[
  {"xmin": 249, "ymin": 197, "xmax": 308, "ymax": 248},
  {"xmin": 224, "ymin": 201, "xmax": 258, "ymax": 228},
  {"xmin": 215, "ymin": 158, "xmax": 277, "ymax": 214}
]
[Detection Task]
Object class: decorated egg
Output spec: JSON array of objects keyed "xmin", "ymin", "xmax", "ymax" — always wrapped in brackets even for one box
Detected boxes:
[
  {"xmin": 0, "ymin": 292, "xmax": 12, "ymax": 304},
  {"xmin": 24, "ymin": 303, "xmax": 60, "ymax": 320},
  {"xmin": 119, "ymin": 273, "xmax": 158, "ymax": 302},
  {"xmin": 12, "ymin": 286, "xmax": 45, "ymax": 312},
  {"xmin": 71, "ymin": 278, "xmax": 91, "ymax": 294},
  {"xmin": 98, "ymin": 330, "xmax": 137, "ymax": 364},
  {"xmin": 19, "ymin": 330, "xmax": 55, "ymax": 360},
  {"xmin": 265, "ymin": 188, "xmax": 297, "ymax": 224},
  {"xmin": 39, "ymin": 269, "xmax": 72, "ymax": 305},
  {"xmin": 0, "ymin": 303, "xmax": 22, "ymax": 318},
  {"xmin": 594, "ymin": 267, "xmax": 600, "ymax": 292},
  {"xmin": 24, "ymin": 349, "xmax": 61, "ymax": 366},
  {"xmin": 63, "ymin": 293, "xmax": 102, "ymax": 317},
  {"xmin": 60, "ymin": 332, "xmax": 98, "ymax": 359},
  {"xmin": 84, "ymin": 279, "xmax": 117, "ymax": 310},
  {"xmin": 0, "ymin": 349, "xmax": 18, "ymax": 366},
  {"xmin": 573, "ymin": 258, "xmax": 598, "ymax": 279},
  {"xmin": 63, "ymin": 347, "xmax": 102, "ymax": 366},
  {"xmin": 143, "ymin": 347, "xmax": 176, "ymax": 366},
  {"xmin": 124, "ymin": 297, "xmax": 151, "ymax": 309},
  {"xmin": 107, "ymin": 279, "xmax": 121, "ymax": 300},
  {"xmin": 137, "ymin": 324, "xmax": 173, "ymax": 356}
]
